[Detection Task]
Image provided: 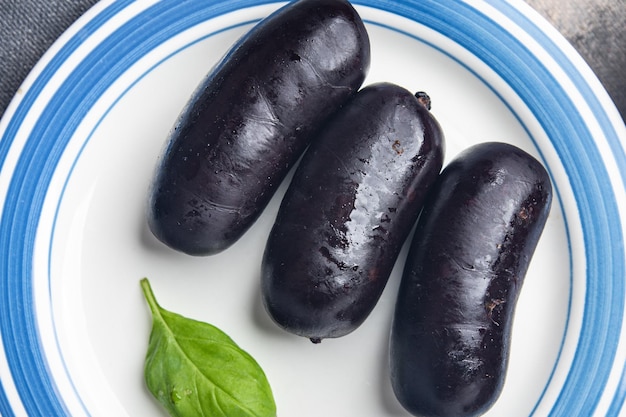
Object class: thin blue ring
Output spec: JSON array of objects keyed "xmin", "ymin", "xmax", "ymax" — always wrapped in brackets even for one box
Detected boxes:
[
  {"xmin": 0, "ymin": 0, "xmax": 624, "ymax": 416},
  {"xmin": 0, "ymin": 2, "xmax": 137, "ymax": 415},
  {"xmin": 47, "ymin": 19, "xmax": 259, "ymax": 417},
  {"xmin": 0, "ymin": 1, "xmax": 276, "ymax": 415},
  {"xmin": 368, "ymin": 19, "xmax": 573, "ymax": 416},
  {"xmin": 360, "ymin": 1, "xmax": 625, "ymax": 415}
]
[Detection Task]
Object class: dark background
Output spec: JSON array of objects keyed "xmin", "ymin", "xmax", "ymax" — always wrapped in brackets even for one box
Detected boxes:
[{"xmin": 1, "ymin": 0, "xmax": 625, "ymax": 122}]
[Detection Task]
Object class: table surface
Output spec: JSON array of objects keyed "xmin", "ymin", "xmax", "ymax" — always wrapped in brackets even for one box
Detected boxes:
[{"xmin": 1, "ymin": 0, "xmax": 625, "ymax": 123}]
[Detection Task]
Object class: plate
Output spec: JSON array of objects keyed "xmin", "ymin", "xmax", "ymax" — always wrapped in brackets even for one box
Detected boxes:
[{"xmin": 1, "ymin": 0, "xmax": 625, "ymax": 416}]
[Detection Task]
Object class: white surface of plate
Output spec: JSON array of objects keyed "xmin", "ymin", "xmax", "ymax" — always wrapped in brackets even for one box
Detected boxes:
[{"xmin": 1, "ymin": 0, "xmax": 625, "ymax": 416}]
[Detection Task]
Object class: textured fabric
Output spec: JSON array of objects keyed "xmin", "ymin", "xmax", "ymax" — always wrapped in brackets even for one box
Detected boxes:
[
  {"xmin": 0, "ymin": 0, "xmax": 99, "ymax": 119},
  {"xmin": 525, "ymin": 0, "xmax": 626, "ymax": 123},
  {"xmin": 0, "ymin": 0, "xmax": 624, "ymax": 121}
]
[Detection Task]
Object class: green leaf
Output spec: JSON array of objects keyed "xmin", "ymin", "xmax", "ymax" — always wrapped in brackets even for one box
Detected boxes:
[{"xmin": 140, "ymin": 278, "xmax": 277, "ymax": 417}]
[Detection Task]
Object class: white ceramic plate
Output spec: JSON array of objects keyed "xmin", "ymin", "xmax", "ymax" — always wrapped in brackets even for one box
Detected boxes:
[{"xmin": 1, "ymin": 0, "xmax": 625, "ymax": 416}]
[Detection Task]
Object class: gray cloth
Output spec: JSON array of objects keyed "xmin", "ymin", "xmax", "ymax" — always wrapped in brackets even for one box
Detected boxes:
[
  {"xmin": 526, "ymin": 0, "xmax": 626, "ymax": 123},
  {"xmin": 0, "ymin": 0, "xmax": 624, "ymax": 122},
  {"xmin": 0, "ymin": 0, "xmax": 98, "ymax": 119}
]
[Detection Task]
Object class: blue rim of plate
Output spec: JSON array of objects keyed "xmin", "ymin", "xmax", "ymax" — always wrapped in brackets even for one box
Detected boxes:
[{"xmin": 0, "ymin": 0, "xmax": 625, "ymax": 416}]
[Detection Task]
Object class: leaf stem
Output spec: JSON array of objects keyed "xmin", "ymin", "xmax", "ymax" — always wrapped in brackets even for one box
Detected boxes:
[{"xmin": 140, "ymin": 277, "xmax": 161, "ymax": 318}]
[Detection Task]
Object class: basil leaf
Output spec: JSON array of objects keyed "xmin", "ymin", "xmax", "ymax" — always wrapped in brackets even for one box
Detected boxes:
[{"xmin": 140, "ymin": 278, "xmax": 276, "ymax": 417}]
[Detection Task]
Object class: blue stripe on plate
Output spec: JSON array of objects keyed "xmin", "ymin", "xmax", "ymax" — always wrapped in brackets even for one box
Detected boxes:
[
  {"xmin": 489, "ymin": 3, "xmax": 626, "ymax": 415},
  {"xmin": 0, "ymin": 381, "xmax": 15, "ymax": 417},
  {"xmin": 364, "ymin": 16, "xmax": 574, "ymax": 417},
  {"xmin": 362, "ymin": 2, "xmax": 625, "ymax": 415},
  {"xmin": 48, "ymin": 18, "xmax": 260, "ymax": 417},
  {"xmin": 0, "ymin": 1, "xmax": 272, "ymax": 415},
  {"xmin": 0, "ymin": 0, "xmax": 624, "ymax": 416},
  {"xmin": 471, "ymin": 3, "xmax": 624, "ymax": 415},
  {"xmin": 607, "ymin": 364, "xmax": 626, "ymax": 417},
  {"xmin": 361, "ymin": 2, "xmax": 625, "ymax": 415},
  {"xmin": 0, "ymin": 2, "xmax": 137, "ymax": 415}
]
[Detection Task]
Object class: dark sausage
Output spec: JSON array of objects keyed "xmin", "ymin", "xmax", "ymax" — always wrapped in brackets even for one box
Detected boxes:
[
  {"xmin": 147, "ymin": 0, "xmax": 370, "ymax": 255},
  {"xmin": 390, "ymin": 141, "xmax": 552, "ymax": 417},
  {"xmin": 261, "ymin": 83, "xmax": 445, "ymax": 342}
]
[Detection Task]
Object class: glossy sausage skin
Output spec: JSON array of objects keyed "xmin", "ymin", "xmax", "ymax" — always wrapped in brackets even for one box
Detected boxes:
[
  {"xmin": 262, "ymin": 83, "xmax": 445, "ymax": 342},
  {"xmin": 390, "ymin": 142, "xmax": 552, "ymax": 417},
  {"xmin": 147, "ymin": 0, "xmax": 370, "ymax": 255}
]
